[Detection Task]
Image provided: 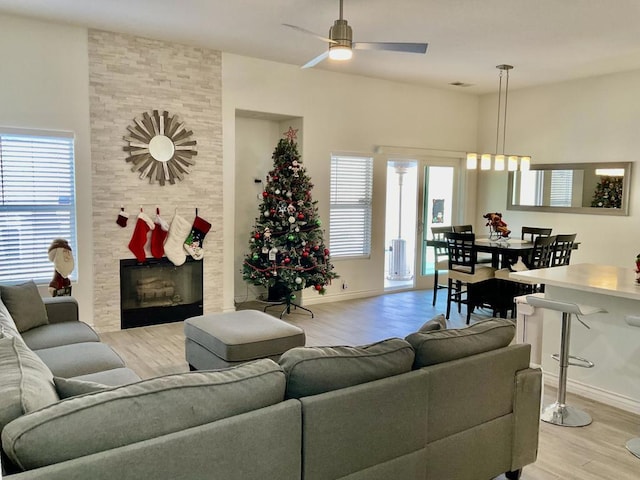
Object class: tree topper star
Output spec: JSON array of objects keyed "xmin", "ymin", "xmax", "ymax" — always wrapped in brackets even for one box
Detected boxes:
[{"xmin": 283, "ymin": 127, "xmax": 298, "ymax": 142}]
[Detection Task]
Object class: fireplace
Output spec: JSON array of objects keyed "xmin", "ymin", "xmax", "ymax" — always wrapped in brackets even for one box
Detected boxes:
[{"xmin": 119, "ymin": 257, "xmax": 203, "ymax": 329}]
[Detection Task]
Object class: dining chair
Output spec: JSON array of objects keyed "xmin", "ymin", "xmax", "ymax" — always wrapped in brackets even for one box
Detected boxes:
[
  {"xmin": 444, "ymin": 232, "xmax": 495, "ymax": 324},
  {"xmin": 430, "ymin": 225, "xmax": 453, "ymax": 306},
  {"xmin": 494, "ymin": 235, "xmax": 557, "ymax": 317},
  {"xmin": 551, "ymin": 233, "xmax": 577, "ymax": 267},
  {"xmin": 452, "ymin": 224, "xmax": 492, "ymax": 264},
  {"xmin": 452, "ymin": 224, "xmax": 473, "ymax": 233},
  {"xmin": 521, "ymin": 226, "xmax": 552, "ymax": 242}
]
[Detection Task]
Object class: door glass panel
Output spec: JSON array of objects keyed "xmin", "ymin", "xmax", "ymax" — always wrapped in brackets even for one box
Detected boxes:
[
  {"xmin": 422, "ymin": 166, "xmax": 455, "ymax": 275},
  {"xmin": 384, "ymin": 160, "xmax": 418, "ymax": 290}
]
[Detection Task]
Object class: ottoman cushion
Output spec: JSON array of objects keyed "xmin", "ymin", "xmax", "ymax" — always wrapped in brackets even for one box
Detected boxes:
[{"xmin": 184, "ymin": 310, "xmax": 305, "ymax": 362}]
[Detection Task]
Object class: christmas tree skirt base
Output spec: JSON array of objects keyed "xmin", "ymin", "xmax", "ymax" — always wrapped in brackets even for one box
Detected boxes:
[{"xmin": 267, "ymin": 284, "xmax": 290, "ymax": 302}]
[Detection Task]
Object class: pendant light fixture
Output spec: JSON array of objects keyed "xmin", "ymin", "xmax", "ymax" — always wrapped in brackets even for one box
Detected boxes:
[{"xmin": 467, "ymin": 65, "xmax": 530, "ymax": 171}]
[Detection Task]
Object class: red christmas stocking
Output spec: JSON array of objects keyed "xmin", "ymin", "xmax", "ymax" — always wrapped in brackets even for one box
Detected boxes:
[
  {"xmin": 128, "ymin": 212, "xmax": 154, "ymax": 262},
  {"xmin": 151, "ymin": 212, "xmax": 169, "ymax": 259},
  {"xmin": 183, "ymin": 215, "xmax": 211, "ymax": 260}
]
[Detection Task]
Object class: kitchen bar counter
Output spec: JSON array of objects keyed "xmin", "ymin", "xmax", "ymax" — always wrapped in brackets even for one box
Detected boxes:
[
  {"xmin": 511, "ymin": 263, "xmax": 640, "ymax": 300},
  {"xmin": 510, "ymin": 263, "xmax": 640, "ymax": 414}
]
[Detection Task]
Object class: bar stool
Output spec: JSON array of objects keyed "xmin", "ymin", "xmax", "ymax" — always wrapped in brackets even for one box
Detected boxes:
[{"xmin": 526, "ymin": 295, "xmax": 605, "ymax": 427}]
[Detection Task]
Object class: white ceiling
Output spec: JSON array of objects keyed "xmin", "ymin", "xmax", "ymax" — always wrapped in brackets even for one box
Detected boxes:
[{"xmin": 2, "ymin": 0, "xmax": 640, "ymax": 94}]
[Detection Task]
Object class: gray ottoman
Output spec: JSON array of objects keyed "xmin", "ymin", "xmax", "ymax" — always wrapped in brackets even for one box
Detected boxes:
[{"xmin": 184, "ymin": 310, "xmax": 306, "ymax": 370}]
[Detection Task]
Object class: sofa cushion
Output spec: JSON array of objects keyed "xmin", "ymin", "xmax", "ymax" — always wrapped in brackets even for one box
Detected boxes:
[
  {"xmin": 2, "ymin": 358, "xmax": 286, "ymax": 470},
  {"xmin": 0, "ymin": 335, "xmax": 59, "ymax": 433},
  {"xmin": 72, "ymin": 367, "xmax": 141, "ymax": 386},
  {"xmin": 0, "ymin": 281, "xmax": 48, "ymax": 333},
  {"xmin": 405, "ymin": 318, "xmax": 516, "ymax": 368},
  {"xmin": 21, "ymin": 321, "xmax": 100, "ymax": 350},
  {"xmin": 34, "ymin": 342, "xmax": 126, "ymax": 378},
  {"xmin": 278, "ymin": 338, "xmax": 415, "ymax": 399},
  {"xmin": 0, "ymin": 297, "xmax": 20, "ymax": 338},
  {"xmin": 53, "ymin": 377, "xmax": 108, "ymax": 399},
  {"xmin": 418, "ymin": 314, "xmax": 447, "ymax": 332}
]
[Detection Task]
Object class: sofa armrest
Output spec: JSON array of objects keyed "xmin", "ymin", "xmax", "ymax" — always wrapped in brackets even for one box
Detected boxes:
[
  {"xmin": 510, "ymin": 366, "xmax": 542, "ymax": 471},
  {"xmin": 43, "ymin": 297, "xmax": 79, "ymax": 324}
]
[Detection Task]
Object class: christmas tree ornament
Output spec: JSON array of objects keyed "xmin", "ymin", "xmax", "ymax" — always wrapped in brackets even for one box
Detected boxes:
[
  {"xmin": 295, "ymin": 227, "xmax": 300, "ymax": 232},
  {"xmin": 297, "ymin": 213, "xmax": 305, "ymax": 220},
  {"xmin": 288, "ymin": 216, "xmax": 296, "ymax": 223},
  {"xmin": 295, "ymin": 277, "xmax": 302, "ymax": 284},
  {"xmin": 164, "ymin": 213, "xmax": 192, "ymax": 266},
  {"xmin": 288, "ymin": 234, "xmax": 295, "ymax": 241},
  {"xmin": 128, "ymin": 210, "xmax": 155, "ymax": 262},
  {"xmin": 184, "ymin": 214, "xmax": 212, "ymax": 260},
  {"xmin": 116, "ymin": 207, "xmax": 129, "ymax": 228},
  {"xmin": 262, "ymin": 191, "xmax": 268, "ymax": 198},
  {"xmin": 275, "ymin": 189, "xmax": 281, "ymax": 195},
  {"xmin": 253, "ymin": 254, "xmax": 259, "ymax": 260},
  {"xmin": 151, "ymin": 208, "xmax": 169, "ymax": 259},
  {"xmin": 264, "ymin": 211, "xmax": 270, "ymax": 217}
]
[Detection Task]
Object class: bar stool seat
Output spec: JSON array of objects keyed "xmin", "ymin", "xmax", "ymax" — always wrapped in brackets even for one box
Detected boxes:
[{"xmin": 525, "ymin": 295, "xmax": 605, "ymax": 427}]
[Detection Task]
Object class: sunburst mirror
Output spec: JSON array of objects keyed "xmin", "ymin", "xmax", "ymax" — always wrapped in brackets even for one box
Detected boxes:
[{"xmin": 123, "ymin": 110, "xmax": 197, "ymax": 185}]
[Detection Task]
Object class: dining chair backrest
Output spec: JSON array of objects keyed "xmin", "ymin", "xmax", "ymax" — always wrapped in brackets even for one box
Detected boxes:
[
  {"xmin": 526, "ymin": 235, "xmax": 557, "ymax": 269},
  {"xmin": 521, "ymin": 226, "xmax": 553, "ymax": 242},
  {"xmin": 445, "ymin": 232, "xmax": 477, "ymax": 274},
  {"xmin": 431, "ymin": 225, "xmax": 453, "ymax": 263},
  {"xmin": 551, "ymin": 233, "xmax": 577, "ymax": 267},
  {"xmin": 452, "ymin": 224, "xmax": 473, "ymax": 233}
]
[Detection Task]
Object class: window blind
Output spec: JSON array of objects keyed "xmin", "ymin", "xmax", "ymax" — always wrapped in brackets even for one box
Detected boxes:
[
  {"xmin": 549, "ymin": 170, "xmax": 573, "ymax": 207},
  {"xmin": 0, "ymin": 132, "xmax": 77, "ymax": 284},
  {"xmin": 329, "ymin": 155, "xmax": 373, "ymax": 258}
]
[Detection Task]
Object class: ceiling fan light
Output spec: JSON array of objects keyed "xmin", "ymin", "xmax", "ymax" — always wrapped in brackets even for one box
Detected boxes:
[
  {"xmin": 329, "ymin": 45, "xmax": 353, "ymax": 60},
  {"xmin": 508, "ymin": 156, "xmax": 518, "ymax": 171},
  {"xmin": 494, "ymin": 155, "xmax": 505, "ymax": 171}
]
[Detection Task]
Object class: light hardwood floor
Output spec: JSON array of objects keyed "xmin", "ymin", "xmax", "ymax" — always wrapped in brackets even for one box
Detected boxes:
[{"xmin": 100, "ymin": 290, "xmax": 640, "ymax": 480}]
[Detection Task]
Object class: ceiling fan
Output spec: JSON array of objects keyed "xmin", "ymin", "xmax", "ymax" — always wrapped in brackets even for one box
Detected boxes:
[{"xmin": 283, "ymin": 0, "xmax": 428, "ymax": 69}]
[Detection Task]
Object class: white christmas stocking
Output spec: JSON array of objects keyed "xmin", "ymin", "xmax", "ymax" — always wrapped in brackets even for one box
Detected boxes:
[{"xmin": 164, "ymin": 214, "xmax": 192, "ymax": 266}]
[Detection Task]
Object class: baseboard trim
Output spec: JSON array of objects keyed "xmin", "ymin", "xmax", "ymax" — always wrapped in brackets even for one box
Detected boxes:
[
  {"xmin": 543, "ymin": 372, "xmax": 640, "ymax": 415},
  {"xmin": 302, "ymin": 289, "xmax": 383, "ymax": 306}
]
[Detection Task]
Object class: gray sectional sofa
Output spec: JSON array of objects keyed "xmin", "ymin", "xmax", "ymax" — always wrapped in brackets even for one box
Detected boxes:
[{"xmin": 0, "ymin": 286, "xmax": 542, "ymax": 480}]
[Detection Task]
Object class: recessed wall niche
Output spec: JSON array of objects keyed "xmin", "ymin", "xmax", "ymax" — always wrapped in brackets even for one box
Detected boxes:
[{"xmin": 234, "ymin": 110, "xmax": 303, "ymax": 303}]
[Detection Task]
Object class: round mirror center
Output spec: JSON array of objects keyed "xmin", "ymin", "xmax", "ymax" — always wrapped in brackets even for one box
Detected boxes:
[{"xmin": 148, "ymin": 135, "xmax": 175, "ymax": 162}]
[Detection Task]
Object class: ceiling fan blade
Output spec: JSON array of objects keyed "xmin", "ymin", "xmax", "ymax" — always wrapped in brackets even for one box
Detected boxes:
[
  {"xmin": 301, "ymin": 50, "xmax": 329, "ymax": 69},
  {"xmin": 282, "ymin": 24, "xmax": 337, "ymax": 44},
  {"xmin": 353, "ymin": 42, "xmax": 428, "ymax": 54}
]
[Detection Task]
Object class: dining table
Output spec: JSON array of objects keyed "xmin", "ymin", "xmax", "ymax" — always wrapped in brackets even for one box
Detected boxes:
[{"xmin": 426, "ymin": 236, "xmax": 535, "ymax": 269}]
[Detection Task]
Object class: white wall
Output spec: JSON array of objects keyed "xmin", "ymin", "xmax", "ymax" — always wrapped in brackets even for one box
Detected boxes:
[
  {"xmin": 475, "ymin": 71, "xmax": 640, "ymax": 267},
  {"xmin": 0, "ymin": 15, "xmax": 94, "ymax": 321},
  {"xmin": 222, "ymin": 54, "xmax": 480, "ymax": 310}
]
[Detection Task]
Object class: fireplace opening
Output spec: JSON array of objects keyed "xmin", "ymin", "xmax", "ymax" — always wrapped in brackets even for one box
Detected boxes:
[{"xmin": 119, "ymin": 257, "xmax": 203, "ymax": 329}]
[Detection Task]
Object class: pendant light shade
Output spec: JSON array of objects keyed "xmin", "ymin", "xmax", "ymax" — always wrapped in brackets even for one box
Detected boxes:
[{"xmin": 467, "ymin": 65, "xmax": 531, "ymax": 171}]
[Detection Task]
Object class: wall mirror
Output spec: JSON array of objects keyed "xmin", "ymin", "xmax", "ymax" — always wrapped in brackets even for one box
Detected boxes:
[{"xmin": 507, "ymin": 162, "xmax": 631, "ymax": 215}]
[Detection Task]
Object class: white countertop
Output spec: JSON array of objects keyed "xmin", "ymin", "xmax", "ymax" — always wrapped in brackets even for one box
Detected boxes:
[{"xmin": 510, "ymin": 263, "xmax": 640, "ymax": 301}]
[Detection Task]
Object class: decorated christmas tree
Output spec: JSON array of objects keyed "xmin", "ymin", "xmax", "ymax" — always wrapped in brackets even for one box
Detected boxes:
[
  {"xmin": 590, "ymin": 175, "xmax": 623, "ymax": 208},
  {"xmin": 243, "ymin": 128, "xmax": 338, "ymax": 307}
]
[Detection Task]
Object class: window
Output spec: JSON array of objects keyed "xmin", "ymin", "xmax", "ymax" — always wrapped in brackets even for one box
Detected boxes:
[
  {"xmin": 549, "ymin": 170, "xmax": 573, "ymax": 207},
  {"xmin": 0, "ymin": 130, "xmax": 77, "ymax": 285},
  {"xmin": 329, "ymin": 155, "xmax": 373, "ymax": 258}
]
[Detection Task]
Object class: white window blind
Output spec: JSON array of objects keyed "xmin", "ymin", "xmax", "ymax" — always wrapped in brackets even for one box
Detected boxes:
[
  {"xmin": 549, "ymin": 170, "xmax": 573, "ymax": 207},
  {"xmin": 0, "ymin": 131, "xmax": 77, "ymax": 284},
  {"xmin": 329, "ymin": 155, "xmax": 373, "ymax": 258}
]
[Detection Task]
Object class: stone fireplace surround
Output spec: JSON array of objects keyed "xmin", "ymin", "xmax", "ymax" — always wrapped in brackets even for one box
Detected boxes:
[{"xmin": 88, "ymin": 30, "xmax": 223, "ymax": 332}]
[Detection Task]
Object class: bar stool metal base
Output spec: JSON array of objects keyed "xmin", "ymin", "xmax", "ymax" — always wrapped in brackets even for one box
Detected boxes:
[
  {"xmin": 626, "ymin": 437, "xmax": 640, "ymax": 459},
  {"xmin": 541, "ymin": 402, "xmax": 592, "ymax": 427}
]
